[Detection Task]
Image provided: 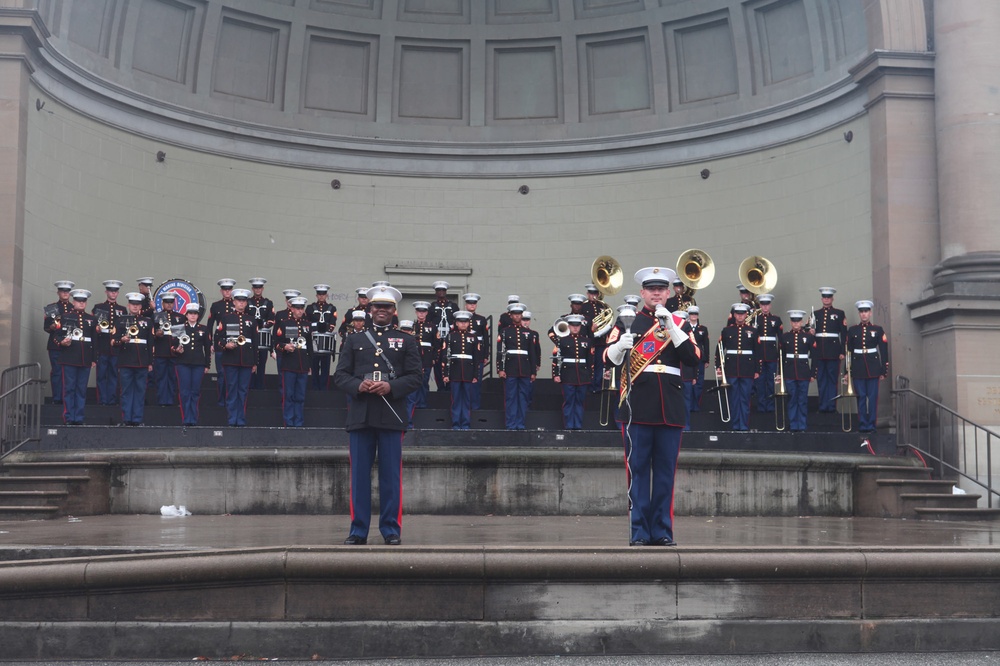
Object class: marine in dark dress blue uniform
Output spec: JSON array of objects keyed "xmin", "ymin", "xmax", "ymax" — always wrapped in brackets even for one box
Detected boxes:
[
  {"xmin": 442, "ymin": 310, "xmax": 481, "ymax": 430},
  {"xmin": 58, "ymin": 289, "xmax": 97, "ymax": 425},
  {"xmin": 247, "ymin": 278, "xmax": 275, "ymax": 388},
  {"xmin": 92, "ymin": 280, "xmax": 126, "ymax": 405},
  {"xmin": 778, "ymin": 310, "xmax": 816, "ymax": 432},
  {"xmin": 429, "ymin": 281, "xmax": 459, "ymax": 393},
  {"xmin": 334, "ymin": 284, "xmax": 422, "ymax": 546},
  {"xmin": 274, "ymin": 296, "xmax": 312, "ymax": 427},
  {"xmin": 410, "ymin": 302, "xmax": 438, "ymax": 411},
  {"xmin": 116, "ymin": 292, "xmax": 154, "ymax": 425},
  {"xmin": 43, "ymin": 280, "xmax": 75, "ymax": 404},
  {"xmin": 582, "ymin": 283, "xmax": 612, "ymax": 394},
  {"xmin": 687, "ymin": 306, "xmax": 710, "ymax": 412},
  {"xmin": 338, "ymin": 288, "xmax": 371, "ymax": 342},
  {"xmin": 462, "ymin": 293, "xmax": 490, "ymax": 410},
  {"xmin": 811, "ymin": 287, "xmax": 846, "ymax": 413},
  {"xmin": 173, "ymin": 302, "xmax": 211, "ymax": 426},
  {"xmin": 521, "ymin": 311, "xmax": 542, "ymax": 406},
  {"xmin": 151, "ymin": 293, "xmax": 185, "ymax": 406},
  {"xmin": 664, "ymin": 277, "xmax": 695, "ymax": 313},
  {"xmin": 752, "ymin": 294, "xmax": 783, "ymax": 413},
  {"xmin": 552, "ymin": 314, "xmax": 593, "ymax": 430},
  {"xmin": 272, "ymin": 288, "xmax": 301, "ymax": 374},
  {"xmin": 136, "ymin": 278, "xmax": 156, "ymax": 319},
  {"xmin": 496, "ymin": 294, "xmax": 521, "ymax": 332},
  {"xmin": 846, "ymin": 300, "xmax": 889, "ymax": 433},
  {"xmin": 208, "ymin": 279, "xmax": 237, "ymax": 405},
  {"xmin": 604, "ymin": 266, "xmax": 701, "ymax": 546},
  {"xmin": 308, "ymin": 284, "xmax": 338, "ymax": 391},
  {"xmin": 496, "ymin": 303, "xmax": 537, "ymax": 430},
  {"xmin": 716, "ymin": 303, "xmax": 759, "ymax": 431},
  {"xmin": 213, "ymin": 288, "xmax": 258, "ymax": 427}
]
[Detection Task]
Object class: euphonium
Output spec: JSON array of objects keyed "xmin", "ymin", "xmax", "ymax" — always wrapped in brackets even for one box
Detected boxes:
[
  {"xmin": 553, "ymin": 317, "xmax": 571, "ymax": 338},
  {"xmin": 590, "ymin": 256, "xmax": 623, "ymax": 337}
]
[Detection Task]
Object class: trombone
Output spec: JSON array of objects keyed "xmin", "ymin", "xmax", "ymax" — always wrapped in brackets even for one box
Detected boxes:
[
  {"xmin": 774, "ymin": 350, "xmax": 789, "ymax": 431},
  {"xmin": 835, "ymin": 350, "xmax": 856, "ymax": 432},
  {"xmin": 708, "ymin": 340, "xmax": 732, "ymax": 423}
]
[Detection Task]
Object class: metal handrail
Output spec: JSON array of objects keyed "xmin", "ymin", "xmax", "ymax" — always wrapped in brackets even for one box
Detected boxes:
[
  {"xmin": 0, "ymin": 363, "xmax": 44, "ymax": 460},
  {"xmin": 892, "ymin": 375, "xmax": 1000, "ymax": 508}
]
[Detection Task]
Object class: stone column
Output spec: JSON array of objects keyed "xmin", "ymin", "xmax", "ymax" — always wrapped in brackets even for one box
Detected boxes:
[
  {"xmin": 910, "ymin": 1, "xmax": 1000, "ymax": 434},
  {"xmin": 0, "ymin": 6, "xmax": 44, "ymax": 368}
]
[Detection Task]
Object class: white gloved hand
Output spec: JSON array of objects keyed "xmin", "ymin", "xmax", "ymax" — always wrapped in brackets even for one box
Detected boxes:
[
  {"xmin": 607, "ymin": 332, "xmax": 635, "ymax": 366},
  {"xmin": 655, "ymin": 306, "xmax": 670, "ymax": 322},
  {"xmin": 663, "ymin": 310, "xmax": 689, "ymax": 347}
]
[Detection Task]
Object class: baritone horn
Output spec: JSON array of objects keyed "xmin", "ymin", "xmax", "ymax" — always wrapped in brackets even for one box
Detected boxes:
[{"xmin": 590, "ymin": 256, "xmax": 623, "ymax": 337}]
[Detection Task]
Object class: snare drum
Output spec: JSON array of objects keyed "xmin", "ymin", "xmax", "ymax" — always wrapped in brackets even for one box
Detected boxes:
[
  {"xmin": 312, "ymin": 332, "xmax": 335, "ymax": 355},
  {"xmin": 257, "ymin": 327, "xmax": 273, "ymax": 349}
]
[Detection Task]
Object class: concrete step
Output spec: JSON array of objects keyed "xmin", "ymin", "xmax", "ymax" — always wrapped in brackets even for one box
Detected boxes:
[
  {"xmin": 913, "ymin": 507, "xmax": 1000, "ymax": 522},
  {"xmin": 900, "ymin": 492, "xmax": 982, "ymax": 512},
  {"xmin": 0, "ymin": 475, "xmax": 90, "ymax": 492},
  {"xmin": 1, "ymin": 461, "xmax": 112, "ymax": 477},
  {"xmin": 0, "ymin": 504, "xmax": 61, "ymax": 520},
  {"xmin": 0, "ymin": 490, "xmax": 70, "ymax": 507},
  {"xmin": 876, "ymin": 478, "xmax": 956, "ymax": 493}
]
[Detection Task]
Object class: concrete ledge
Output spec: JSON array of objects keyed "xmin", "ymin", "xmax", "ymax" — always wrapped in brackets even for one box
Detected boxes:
[{"xmin": 8, "ymin": 449, "xmax": 907, "ymax": 517}]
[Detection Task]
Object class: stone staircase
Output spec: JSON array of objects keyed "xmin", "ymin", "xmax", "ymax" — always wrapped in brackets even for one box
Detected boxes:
[
  {"xmin": 855, "ymin": 463, "xmax": 1000, "ymax": 521},
  {"xmin": 0, "ymin": 461, "xmax": 111, "ymax": 520}
]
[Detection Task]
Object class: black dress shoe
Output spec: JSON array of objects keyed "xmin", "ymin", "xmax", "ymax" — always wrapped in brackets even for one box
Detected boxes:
[
  {"xmin": 652, "ymin": 537, "xmax": 677, "ymax": 547},
  {"xmin": 343, "ymin": 535, "xmax": 367, "ymax": 545},
  {"xmin": 629, "ymin": 539, "xmax": 649, "ymax": 547},
  {"xmin": 384, "ymin": 534, "xmax": 401, "ymax": 546}
]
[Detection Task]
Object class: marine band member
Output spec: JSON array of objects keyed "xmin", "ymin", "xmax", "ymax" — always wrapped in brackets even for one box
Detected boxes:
[
  {"xmin": 846, "ymin": 300, "xmax": 889, "ymax": 434},
  {"xmin": 716, "ymin": 303, "xmax": 759, "ymax": 432},
  {"xmin": 44, "ymin": 280, "xmax": 75, "ymax": 404},
  {"xmin": 551, "ymin": 313, "xmax": 593, "ymax": 430},
  {"xmin": 173, "ymin": 302, "xmax": 211, "ymax": 426},
  {"xmin": 777, "ymin": 310, "xmax": 816, "ymax": 432},
  {"xmin": 811, "ymin": 287, "xmax": 846, "ymax": 413},
  {"xmin": 92, "ymin": 279, "xmax": 126, "ymax": 405},
  {"xmin": 59, "ymin": 289, "xmax": 97, "ymax": 425}
]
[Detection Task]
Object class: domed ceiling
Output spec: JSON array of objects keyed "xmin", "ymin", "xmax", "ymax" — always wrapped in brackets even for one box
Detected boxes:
[{"xmin": 30, "ymin": 0, "xmax": 869, "ymax": 174}]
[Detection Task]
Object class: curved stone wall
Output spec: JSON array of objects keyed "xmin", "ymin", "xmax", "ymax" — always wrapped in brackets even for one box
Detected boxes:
[{"xmin": 28, "ymin": 0, "xmax": 869, "ymax": 175}]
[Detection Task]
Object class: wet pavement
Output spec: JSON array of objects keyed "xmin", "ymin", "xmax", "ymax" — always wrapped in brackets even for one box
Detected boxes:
[{"xmin": 1, "ymin": 513, "xmax": 999, "ymax": 554}]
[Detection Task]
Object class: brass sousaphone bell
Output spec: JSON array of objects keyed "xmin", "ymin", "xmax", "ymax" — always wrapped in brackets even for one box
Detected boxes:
[
  {"xmin": 738, "ymin": 255, "xmax": 778, "ymax": 326},
  {"xmin": 676, "ymin": 249, "xmax": 715, "ymax": 307}
]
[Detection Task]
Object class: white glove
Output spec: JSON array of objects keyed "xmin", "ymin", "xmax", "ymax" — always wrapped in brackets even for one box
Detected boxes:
[
  {"xmin": 607, "ymin": 332, "xmax": 634, "ymax": 366},
  {"xmin": 663, "ymin": 310, "xmax": 689, "ymax": 347},
  {"xmin": 655, "ymin": 306, "xmax": 670, "ymax": 322}
]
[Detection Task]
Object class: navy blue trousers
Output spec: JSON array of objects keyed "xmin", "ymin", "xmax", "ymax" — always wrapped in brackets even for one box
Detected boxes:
[
  {"xmin": 854, "ymin": 377, "xmax": 880, "ymax": 432},
  {"xmin": 470, "ymin": 362, "xmax": 484, "ymax": 410},
  {"xmin": 504, "ymin": 376, "xmax": 530, "ymax": 429},
  {"xmin": 348, "ymin": 427, "xmax": 403, "ymax": 540},
  {"xmin": 450, "ymin": 381, "xmax": 473, "ymax": 429},
  {"xmin": 281, "ymin": 371, "xmax": 307, "ymax": 427},
  {"xmin": 815, "ymin": 359, "xmax": 840, "ymax": 412},
  {"xmin": 561, "ymin": 383, "xmax": 586, "ymax": 430},
  {"xmin": 311, "ymin": 354, "xmax": 331, "ymax": 391},
  {"xmin": 176, "ymin": 364, "xmax": 204, "ymax": 425},
  {"xmin": 48, "ymin": 349, "xmax": 62, "ymax": 402},
  {"xmin": 153, "ymin": 357, "xmax": 176, "ymax": 405},
  {"xmin": 729, "ymin": 376, "xmax": 753, "ymax": 431},
  {"xmin": 755, "ymin": 361, "xmax": 777, "ymax": 412},
  {"xmin": 119, "ymin": 367, "xmax": 148, "ymax": 424},
  {"xmin": 95, "ymin": 354, "xmax": 118, "ymax": 405},
  {"xmin": 787, "ymin": 379, "xmax": 809, "ymax": 432},
  {"xmin": 223, "ymin": 366, "xmax": 252, "ymax": 426},
  {"xmin": 682, "ymin": 381, "xmax": 695, "ymax": 431},
  {"xmin": 691, "ymin": 363, "xmax": 705, "ymax": 412},
  {"xmin": 214, "ymin": 352, "xmax": 226, "ymax": 405},
  {"xmin": 251, "ymin": 350, "xmax": 269, "ymax": 389},
  {"xmin": 623, "ymin": 423, "xmax": 683, "ymax": 544},
  {"xmin": 61, "ymin": 365, "xmax": 89, "ymax": 423}
]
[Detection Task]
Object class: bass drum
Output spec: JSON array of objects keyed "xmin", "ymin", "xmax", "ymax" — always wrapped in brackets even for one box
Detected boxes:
[{"xmin": 312, "ymin": 332, "xmax": 335, "ymax": 355}]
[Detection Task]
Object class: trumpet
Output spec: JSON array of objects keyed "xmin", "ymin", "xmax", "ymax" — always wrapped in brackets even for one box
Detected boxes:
[
  {"xmin": 774, "ymin": 351, "xmax": 789, "ymax": 431},
  {"xmin": 294, "ymin": 336, "xmax": 307, "ymax": 349},
  {"xmin": 236, "ymin": 335, "xmax": 247, "ymax": 346},
  {"xmin": 128, "ymin": 324, "xmax": 140, "ymax": 337},
  {"xmin": 178, "ymin": 333, "xmax": 191, "ymax": 346},
  {"xmin": 70, "ymin": 328, "xmax": 84, "ymax": 341},
  {"xmin": 98, "ymin": 319, "xmax": 111, "ymax": 333},
  {"xmin": 836, "ymin": 350, "xmax": 856, "ymax": 432}
]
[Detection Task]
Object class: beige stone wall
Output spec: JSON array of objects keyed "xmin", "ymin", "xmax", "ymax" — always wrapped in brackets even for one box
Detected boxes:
[{"xmin": 21, "ymin": 86, "xmax": 873, "ymax": 378}]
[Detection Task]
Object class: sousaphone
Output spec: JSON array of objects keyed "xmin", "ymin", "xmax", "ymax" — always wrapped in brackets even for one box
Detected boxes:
[{"xmin": 590, "ymin": 256, "xmax": 623, "ymax": 336}]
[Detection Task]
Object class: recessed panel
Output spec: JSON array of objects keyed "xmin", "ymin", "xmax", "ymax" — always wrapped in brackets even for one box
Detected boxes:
[
  {"xmin": 212, "ymin": 15, "xmax": 284, "ymax": 103},
  {"xmin": 488, "ymin": 0, "xmax": 557, "ymax": 23},
  {"xmin": 396, "ymin": 43, "xmax": 467, "ymax": 122},
  {"xmin": 674, "ymin": 19, "xmax": 739, "ymax": 104},
  {"xmin": 67, "ymin": 0, "xmax": 116, "ymax": 56},
  {"xmin": 582, "ymin": 34, "xmax": 652, "ymax": 117},
  {"xmin": 399, "ymin": 0, "xmax": 469, "ymax": 24},
  {"xmin": 132, "ymin": 0, "xmax": 197, "ymax": 84},
  {"xmin": 573, "ymin": 0, "xmax": 643, "ymax": 20},
  {"xmin": 309, "ymin": 0, "xmax": 382, "ymax": 18},
  {"xmin": 303, "ymin": 34, "xmax": 376, "ymax": 117},
  {"xmin": 491, "ymin": 46, "xmax": 560, "ymax": 122},
  {"xmin": 756, "ymin": 0, "xmax": 813, "ymax": 85}
]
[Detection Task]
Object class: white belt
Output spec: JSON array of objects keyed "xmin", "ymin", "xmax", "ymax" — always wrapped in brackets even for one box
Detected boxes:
[
  {"xmin": 507, "ymin": 350, "xmax": 528, "ymax": 355},
  {"xmin": 451, "ymin": 354, "xmax": 473, "ymax": 360},
  {"xmin": 853, "ymin": 348, "xmax": 877, "ymax": 354},
  {"xmin": 127, "ymin": 339, "xmax": 148, "ymax": 344},
  {"xmin": 726, "ymin": 350, "xmax": 754, "ymax": 355},
  {"xmin": 476, "ymin": 336, "xmax": 483, "ymax": 341},
  {"xmin": 786, "ymin": 353, "xmax": 810, "ymax": 359},
  {"xmin": 642, "ymin": 364, "xmax": 681, "ymax": 375},
  {"xmin": 420, "ymin": 342, "xmax": 432, "ymax": 347},
  {"xmin": 561, "ymin": 358, "xmax": 586, "ymax": 363},
  {"xmin": 758, "ymin": 336, "xmax": 776, "ymax": 342},
  {"xmin": 816, "ymin": 332, "xmax": 839, "ymax": 338}
]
